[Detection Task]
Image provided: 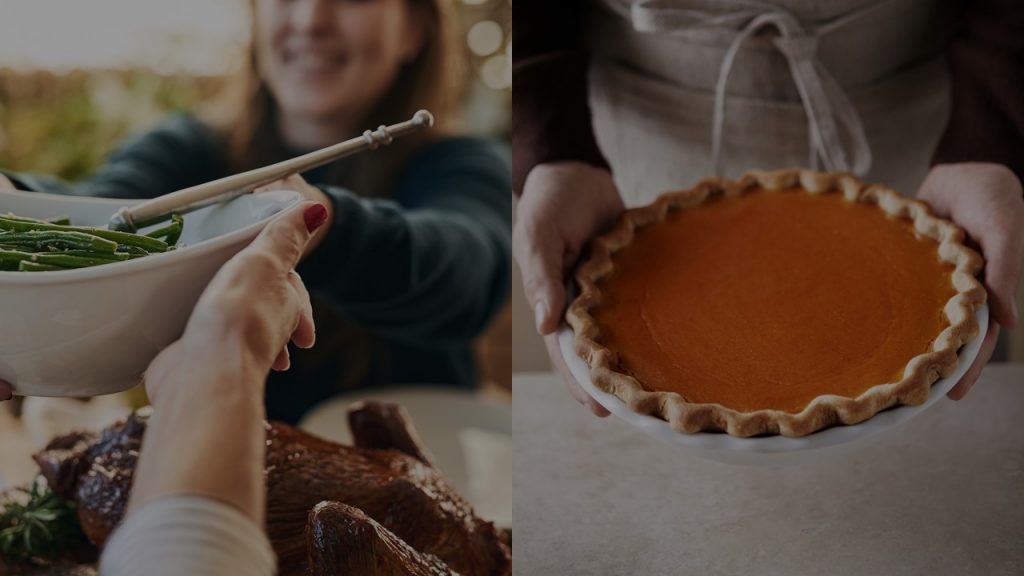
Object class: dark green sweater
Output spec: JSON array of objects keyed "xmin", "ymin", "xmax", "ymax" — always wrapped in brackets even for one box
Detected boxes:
[{"xmin": 5, "ymin": 115, "xmax": 512, "ymax": 423}]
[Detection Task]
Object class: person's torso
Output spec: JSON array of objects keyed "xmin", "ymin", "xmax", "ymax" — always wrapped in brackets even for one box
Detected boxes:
[{"xmin": 585, "ymin": 0, "xmax": 959, "ymax": 204}]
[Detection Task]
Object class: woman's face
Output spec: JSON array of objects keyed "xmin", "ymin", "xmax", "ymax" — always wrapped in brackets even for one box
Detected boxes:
[{"xmin": 256, "ymin": 0, "xmax": 424, "ymax": 124}]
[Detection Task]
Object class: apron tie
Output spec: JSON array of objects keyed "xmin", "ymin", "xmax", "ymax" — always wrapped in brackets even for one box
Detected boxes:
[{"xmin": 631, "ymin": 0, "xmax": 873, "ymax": 177}]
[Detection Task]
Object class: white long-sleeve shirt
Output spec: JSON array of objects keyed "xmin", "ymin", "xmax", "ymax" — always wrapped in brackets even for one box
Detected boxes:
[{"xmin": 100, "ymin": 496, "xmax": 276, "ymax": 576}]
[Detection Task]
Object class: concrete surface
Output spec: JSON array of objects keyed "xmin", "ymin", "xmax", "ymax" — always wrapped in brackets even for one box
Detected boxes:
[{"xmin": 513, "ymin": 366, "xmax": 1024, "ymax": 576}]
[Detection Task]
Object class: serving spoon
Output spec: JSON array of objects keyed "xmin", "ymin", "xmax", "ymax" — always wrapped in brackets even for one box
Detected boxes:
[{"xmin": 107, "ymin": 109, "xmax": 434, "ymax": 232}]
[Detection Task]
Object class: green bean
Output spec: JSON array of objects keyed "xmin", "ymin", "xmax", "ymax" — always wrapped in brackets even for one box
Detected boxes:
[
  {"xmin": 2, "ymin": 214, "xmax": 70, "ymax": 226},
  {"xmin": 115, "ymin": 244, "xmax": 151, "ymax": 257},
  {"xmin": 0, "ymin": 217, "xmax": 167, "ymax": 253},
  {"xmin": 0, "ymin": 212, "xmax": 188, "ymax": 271},
  {"xmin": 31, "ymin": 253, "xmax": 123, "ymax": 269},
  {"xmin": 18, "ymin": 261, "xmax": 63, "ymax": 272},
  {"xmin": 0, "ymin": 249, "xmax": 33, "ymax": 270},
  {"xmin": 0, "ymin": 231, "xmax": 117, "ymax": 253},
  {"xmin": 145, "ymin": 214, "xmax": 183, "ymax": 246},
  {"xmin": 0, "ymin": 248, "xmax": 122, "ymax": 270},
  {"xmin": 60, "ymin": 250, "xmax": 131, "ymax": 261}
]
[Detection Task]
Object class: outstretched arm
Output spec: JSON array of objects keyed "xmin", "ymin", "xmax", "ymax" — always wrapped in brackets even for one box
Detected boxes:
[
  {"xmin": 101, "ymin": 201, "xmax": 327, "ymax": 576},
  {"xmin": 295, "ymin": 138, "xmax": 512, "ymax": 344},
  {"xmin": 1, "ymin": 115, "xmax": 222, "ymax": 199}
]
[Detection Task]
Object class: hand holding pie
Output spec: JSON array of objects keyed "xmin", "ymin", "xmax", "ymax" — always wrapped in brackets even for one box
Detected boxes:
[
  {"xmin": 916, "ymin": 162, "xmax": 1024, "ymax": 400},
  {"xmin": 514, "ymin": 161, "xmax": 624, "ymax": 416}
]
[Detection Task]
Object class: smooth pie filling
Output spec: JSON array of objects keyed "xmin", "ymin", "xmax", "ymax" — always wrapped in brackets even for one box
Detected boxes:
[{"xmin": 591, "ymin": 188, "xmax": 956, "ymax": 413}]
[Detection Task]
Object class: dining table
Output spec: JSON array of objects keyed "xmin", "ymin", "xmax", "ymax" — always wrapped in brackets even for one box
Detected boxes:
[{"xmin": 513, "ymin": 365, "xmax": 1024, "ymax": 576}]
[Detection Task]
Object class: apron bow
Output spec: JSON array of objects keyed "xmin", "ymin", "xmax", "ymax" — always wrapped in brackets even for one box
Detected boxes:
[{"xmin": 631, "ymin": 0, "xmax": 873, "ymax": 176}]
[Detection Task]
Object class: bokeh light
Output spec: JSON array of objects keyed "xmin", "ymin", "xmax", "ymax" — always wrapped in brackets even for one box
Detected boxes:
[
  {"xmin": 481, "ymin": 54, "xmax": 510, "ymax": 90},
  {"xmin": 467, "ymin": 20, "xmax": 504, "ymax": 57}
]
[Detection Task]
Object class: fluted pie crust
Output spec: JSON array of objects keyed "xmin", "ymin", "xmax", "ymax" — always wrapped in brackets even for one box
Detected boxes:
[{"xmin": 567, "ymin": 169, "xmax": 987, "ymax": 437}]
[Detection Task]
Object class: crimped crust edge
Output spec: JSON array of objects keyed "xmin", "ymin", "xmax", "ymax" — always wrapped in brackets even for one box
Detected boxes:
[{"xmin": 566, "ymin": 169, "xmax": 987, "ymax": 438}]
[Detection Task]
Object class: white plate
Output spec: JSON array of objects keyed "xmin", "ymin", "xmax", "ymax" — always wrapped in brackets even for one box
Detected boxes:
[
  {"xmin": 300, "ymin": 387, "xmax": 513, "ymax": 528},
  {"xmin": 558, "ymin": 303, "xmax": 989, "ymax": 465},
  {"xmin": 0, "ymin": 188, "xmax": 301, "ymax": 397}
]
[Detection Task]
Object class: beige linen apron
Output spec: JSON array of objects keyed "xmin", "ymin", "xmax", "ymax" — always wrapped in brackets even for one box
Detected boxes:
[{"xmin": 586, "ymin": 0, "xmax": 958, "ymax": 207}]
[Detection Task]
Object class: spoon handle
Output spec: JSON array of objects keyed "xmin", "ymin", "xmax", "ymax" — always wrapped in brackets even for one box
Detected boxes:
[{"xmin": 108, "ymin": 110, "xmax": 434, "ymax": 232}]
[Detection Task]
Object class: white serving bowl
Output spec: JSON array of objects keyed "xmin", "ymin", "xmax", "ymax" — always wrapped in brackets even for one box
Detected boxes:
[{"xmin": 0, "ymin": 188, "xmax": 302, "ymax": 397}]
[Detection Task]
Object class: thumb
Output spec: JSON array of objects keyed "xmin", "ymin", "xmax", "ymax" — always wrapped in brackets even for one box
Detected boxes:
[
  {"xmin": 516, "ymin": 227, "xmax": 567, "ymax": 336},
  {"xmin": 249, "ymin": 201, "xmax": 326, "ymax": 271},
  {"xmin": 982, "ymin": 236, "xmax": 1023, "ymax": 329}
]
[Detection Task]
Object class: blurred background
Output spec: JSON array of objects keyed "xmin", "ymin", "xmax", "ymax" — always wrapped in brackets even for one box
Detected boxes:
[{"xmin": 0, "ymin": 0, "xmax": 512, "ymax": 389}]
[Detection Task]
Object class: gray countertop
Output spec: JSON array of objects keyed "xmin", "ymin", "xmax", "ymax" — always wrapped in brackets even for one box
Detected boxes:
[{"xmin": 513, "ymin": 365, "xmax": 1024, "ymax": 576}]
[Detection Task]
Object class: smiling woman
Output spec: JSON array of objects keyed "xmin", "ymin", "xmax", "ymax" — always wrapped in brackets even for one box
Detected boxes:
[{"xmin": 256, "ymin": 0, "xmax": 431, "ymax": 142}]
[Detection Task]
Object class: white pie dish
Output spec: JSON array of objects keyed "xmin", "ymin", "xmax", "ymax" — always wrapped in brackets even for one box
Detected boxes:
[
  {"xmin": 0, "ymin": 188, "xmax": 302, "ymax": 397},
  {"xmin": 558, "ymin": 303, "xmax": 988, "ymax": 465}
]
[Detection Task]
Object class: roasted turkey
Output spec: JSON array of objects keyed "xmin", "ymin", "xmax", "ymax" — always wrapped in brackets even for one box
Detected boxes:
[{"xmin": 30, "ymin": 402, "xmax": 511, "ymax": 575}]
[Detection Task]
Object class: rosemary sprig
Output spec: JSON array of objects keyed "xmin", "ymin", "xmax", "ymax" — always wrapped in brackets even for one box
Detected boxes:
[{"xmin": 0, "ymin": 477, "xmax": 87, "ymax": 563}]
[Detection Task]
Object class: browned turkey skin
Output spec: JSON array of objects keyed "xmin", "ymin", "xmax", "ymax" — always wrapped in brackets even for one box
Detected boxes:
[
  {"xmin": 306, "ymin": 502, "xmax": 457, "ymax": 576},
  {"xmin": 32, "ymin": 401, "xmax": 511, "ymax": 576}
]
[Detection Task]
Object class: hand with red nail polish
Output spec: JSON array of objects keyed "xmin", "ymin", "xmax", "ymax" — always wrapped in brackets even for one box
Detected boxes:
[
  {"xmin": 304, "ymin": 203, "xmax": 328, "ymax": 232},
  {"xmin": 917, "ymin": 163, "xmax": 1024, "ymax": 400},
  {"xmin": 129, "ymin": 201, "xmax": 324, "ymax": 525},
  {"xmin": 255, "ymin": 174, "xmax": 334, "ymax": 257},
  {"xmin": 144, "ymin": 201, "xmax": 323, "ymax": 405},
  {"xmin": 514, "ymin": 162, "xmax": 624, "ymax": 416}
]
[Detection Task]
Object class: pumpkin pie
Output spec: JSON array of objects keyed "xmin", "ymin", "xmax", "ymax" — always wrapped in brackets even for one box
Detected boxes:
[{"xmin": 567, "ymin": 169, "xmax": 986, "ymax": 437}]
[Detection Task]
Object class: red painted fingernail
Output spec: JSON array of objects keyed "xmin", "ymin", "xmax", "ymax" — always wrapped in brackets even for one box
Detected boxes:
[{"xmin": 304, "ymin": 204, "xmax": 327, "ymax": 232}]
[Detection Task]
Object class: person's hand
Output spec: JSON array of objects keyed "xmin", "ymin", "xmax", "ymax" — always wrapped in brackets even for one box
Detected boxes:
[
  {"xmin": 255, "ymin": 174, "xmax": 333, "ymax": 256},
  {"xmin": 514, "ymin": 162, "xmax": 625, "ymax": 416},
  {"xmin": 130, "ymin": 201, "xmax": 328, "ymax": 523},
  {"xmin": 145, "ymin": 200, "xmax": 328, "ymax": 403},
  {"xmin": 0, "ymin": 173, "xmax": 17, "ymax": 190},
  {"xmin": 917, "ymin": 162, "xmax": 1024, "ymax": 400}
]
